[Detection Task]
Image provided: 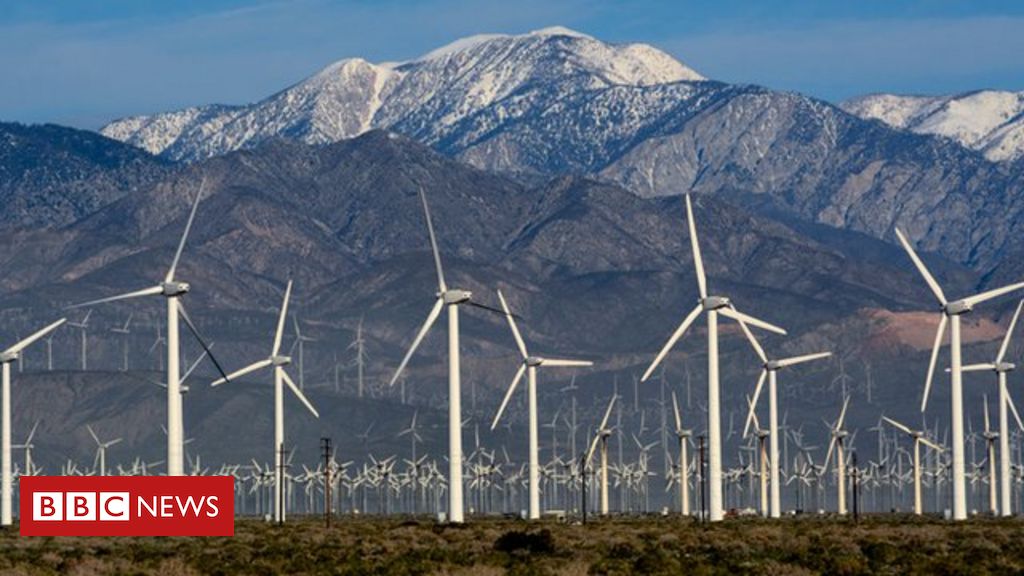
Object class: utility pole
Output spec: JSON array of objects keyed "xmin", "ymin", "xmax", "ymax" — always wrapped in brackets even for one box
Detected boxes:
[
  {"xmin": 321, "ymin": 437, "xmax": 332, "ymax": 528},
  {"xmin": 851, "ymin": 451, "xmax": 859, "ymax": 522}
]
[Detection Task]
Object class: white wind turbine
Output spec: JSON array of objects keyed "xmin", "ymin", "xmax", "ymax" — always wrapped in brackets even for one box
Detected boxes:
[
  {"xmin": 641, "ymin": 194, "xmax": 786, "ymax": 522},
  {"xmin": 67, "ymin": 310, "xmax": 92, "ymax": 371},
  {"xmin": 744, "ymin": 394, "xmax": 770, "ymax": 517},
  {"xmin": 895, "ymin": 227, "xmax": 1024, "ymax": 520},
  {"xmin": 290, "ymin": 317, "xmax": 316, "ymax": 390},
  {"xmin": 957, "ymin": 299, "xmax": 1024, "ymax": 516},
  {"xmin": 387, "ymin": 188, "xmax": 508, "ymax": 524},
  {"xmin": 823, "ymin": 396, "xmax": 851, "ymax": 515},
  {"xmin": 670, "ymin": 391, "xmax": 691, "ymax": 516},
  {"xmin": 739, "ymin": 320, "xmax": 831, "ymax": 518},
  {"xmin": 110, "ymin": 313, "xmax": 133, "ymax": 372},
  {"xmin": 12, "ymin": 421, "xmax": 40, "ymax": 477},
  {"xmin": 87, "ymin": 425, "xmax": 122, "ymax": 476},
  {"xmin": 1, "ymin": 318, "xmax": 66, "ymax": 525},
  {"xmin": 211, "ymin": 280, "xmax": 319, "ymax": 523},
  {"xmin": 881, "ymin": 415, "xmax": 944, "ymax": 515},
  {"xmin": 584, "ymin": 394, "xmax": 617, "ymax": 516},
  {"xmin": 490, "ymin": 289, "xmax": 593, "ymax": 520},
  {"xmin": 67, "ymin": 181, "xmax": 226, "ymax": 477}
]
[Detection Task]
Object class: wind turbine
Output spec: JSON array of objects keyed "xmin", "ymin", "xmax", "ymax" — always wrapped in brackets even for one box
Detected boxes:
[
  {"xmin": 744, "ymin": 394, "xmax": 770, "ymax": 517},
  {"xmin": 1, "ymin": 318, "xmax": 66, "ymax": 525},
  {"xmin": 670, "ymin": 391, "xmax": 691, "ymax": 516},
  {"xmin": 823, "ymin": 396, "xmax": 851, "ymax": 515},
  {"xmin": 490, "ymin": 289, "xmax": 593, "ymax": 520},
  {"xmin": 958, "ymin": 299, "xmax": 1024, "ymax": 516},
  {"xmin": 739, "ymin": 321, "xmax": 831, "ymax": 518},
  {"xmin": 347, "ymin": 317, "xmax": 369, "ymax": 398},
  {"xmin": 110, "ymin": 313, "xmax": 133, "ymax": 372},
  {"xmin": 67, "ymin": 310, "xmax": 92, "ymax": 371},
  {"xmin": 584, "ymin": 394, "xmax": 617, "ymax": 516},
  {"xmin": 290, "ymin": 317, "xmax": 316, "ymax": 390},
  {"xmin": 881, "ymin": 416, "xmax": 944, "ymax": 515},
  {"xmin": 12, "ymin": 421, "xmax": 40, "ymax": 477},
  {"xmin": 211, "ymin": 280, "xmax": 319, "ymax": 523},
  {"xmin": 67, "ymin": 181, "xmax": 226, "ymax": 477},
  {"xmin": 387, "ymin": 188, "xmax": 507, "ymax": 524},
  {"xmin": 895, "ymin": 227, "xmax": 1024, "ymax": 520},
  {"xmin": 398, "ymin": 410, "xmax": 424, "ymax": 463},
  {"xmin": 640, "ymin": 194, "xmax": 786, "ymax": 522},
  {"xmin": 87, "ymin": 425, "xmax": 122, "ymax": 476}
]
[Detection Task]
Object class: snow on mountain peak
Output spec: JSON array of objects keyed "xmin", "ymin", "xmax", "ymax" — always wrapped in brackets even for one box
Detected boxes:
[
  {"xmin": 101, "ymin": 27, "xmax": 705, "ymax": 160},
  {"xmin": 842, "ymin": 89, "xmax": 1024, "ymax": 161}
]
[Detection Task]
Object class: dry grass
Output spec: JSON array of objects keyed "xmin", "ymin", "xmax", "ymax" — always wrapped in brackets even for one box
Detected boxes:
[{"xmin": 2, "ymin": 515, "xmax": 1024, "ymax": 575}]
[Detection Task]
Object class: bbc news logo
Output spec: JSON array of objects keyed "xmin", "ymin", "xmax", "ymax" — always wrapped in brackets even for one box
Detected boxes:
[{"xmin": 20, "ymin": 476, "xmax": 233, "ymax": 536}]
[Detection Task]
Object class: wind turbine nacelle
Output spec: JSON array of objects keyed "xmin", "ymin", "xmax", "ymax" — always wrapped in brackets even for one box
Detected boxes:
[
  {"xmin": 944, "ymin": 300, "xmax": 972, "ymax": 315},
  {"xmin": 162, "ymin": 282, "xmax": 190, "ymax": 297},
  {"xmin": 997, "ymin": 362, "xmax": 1016, "ymax": 372},
  {"xmin": 702, "ymin": 296, "xmax": 730, "ymax": 311},
  {"xmin": 0, "ymin": 351, "xmax": 19, "ymax": 363},
  {"xmin": 765, "ymin": 361, "xmax": 782, "ymax": 371},
  {"xmin": 526, "ymin": 357, "xmax": 544, "ymax": 367},
  {"xmin": 272, "ymin": 355, "xmax": 292, "ymax": 366},
  {"xmin": 442, "ymin": 289, "xmax": 472, "ymax": 304}
]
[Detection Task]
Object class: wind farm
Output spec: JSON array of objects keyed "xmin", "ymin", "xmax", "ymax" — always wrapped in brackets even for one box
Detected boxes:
[{"xmin": 2, "ymin": 7, "xmax": 1024, "ymax": 574}]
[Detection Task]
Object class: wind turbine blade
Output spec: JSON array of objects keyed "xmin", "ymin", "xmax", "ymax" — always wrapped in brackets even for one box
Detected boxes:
[
  {"xmin": 541, "ymin": 359, "xmax": 593, "ymax": 367},
  {"xmin": 997, "ymin": 300, "xmax": 1024, "ymax": 364},
  {"xmin": 388, "ymin": 297, "xmax": 445, "ymax": 387},
  {"xmin": 497, "ymin": 290, "xmax": 528, "ymax": 359},
  {"xmin": 922, "ymin": 314, "xmax": 948, "ymax": 412},
  {"xmin": 734, "ymin": 315, "xmax": 767, "ymax": 363},
  {"xmin": 776, "ymin": 352, "xmax": 832, "ymax": 369},
  {"xmin": 671, "ymin": 391, "xmax": 682, "ymax": 431},
  {"xmin": 26, "ymin": 421, "xmax": 39, "ymax": 444},
  {"xmin": 1007, "ymin": 390, "xmax": 1024, "ymax": 432},
  {"xmin": 66, "ymin": 285, "xmax": 163, "ymax": 310},
  {"xmin": 720, "ymin": 306, "xmax": 786, "ymax": 335},
  {"xmin": 585, "ymin": 434, "xmax": 601, "ymax": 465},
  {"xmin": 166, "ymin": 178, "xmax": 205, "ymax": 283},
  {"xmin": 684, "ymin": 194, "xmax": 707, "ymax": 299},
  {"xmin": 86, "ymin": 425, "xmax": 100, "ymax": 445},
  {"xmin": 599, "ymin": 394, "xmax": 617, "ymax": 431},
  {"xmin": 419, "ymin": 188, "xmax": 446, "ymax": 293},
  {"xmin": 107, "ymin": 438, "xmax": 122, "ymax": 448},
  {"xmin": 920, "ymin": 437, "xmax": 944, "ymax": 452},
  {"xmin": 641, "ymin": 303, "xmax": 702, "ymax": 382},
  {"xmin": 881, "ymin": 416, "xmax": 913, "ymax": 436},
  {"xmin": 182, "ymin": 346, "xmax": 211, "ymax": 382},
  {"xmin": 177, "ymin": 301, "xmax": 229, "ymax": 382},
  {"xmin": 282, "ymin": 370, "xmax": 319, "ymax": 418},
  {"xmin": 272, "ymin": 280, "xmax": 293, "ymax": 357},
  {"xmin": 5, "ymin": 318, "xmax": 66, "ymax": 355},
  {"xmin": 959, "ymin": 363, "xmax": 996, "ymax": 373},
  {"xmin": 963, "ymin": 282, "xmax": 1024, "ymax": 309},
  {"xmin": 744, "ymin": 370, "xmax": 768, "ymax": 439},
  {"xmin": 211, "ymin": 358, "xmax": 273, "ymax": 387},
  {"xmin": 837, "ymin": 396, "xmax": 850, "ymax": 430},
  {"xmin": 745, "ymin": 394, "xmax": 761, "ymax": 433},
  {"xmin": 491, "ymin": 363, "xmax": 527, "ymax": 430},
  {"xmin": 824, "ymin": 436, "xmax": 837, "ymax": 472},
  {"xmin": 894, "ymin": 228, "xmax": 947, "ymax": 305}
]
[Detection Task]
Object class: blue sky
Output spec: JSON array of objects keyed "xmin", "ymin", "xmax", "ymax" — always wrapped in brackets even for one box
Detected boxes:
[{"xmin": 2, "ymin": 0, "xmax": 1022, "ymax": 128}]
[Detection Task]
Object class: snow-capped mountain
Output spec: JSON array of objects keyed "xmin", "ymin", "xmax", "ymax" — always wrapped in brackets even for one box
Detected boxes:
[
  {"xmin": 842, "ymin": 90, "xmax": 1024, "ymax": 162},
  {"xmin": 99, "ymin": 27, "xmax": 1024, "ymax": 276},
  {"xmin": 102, "ymin": 27, "xmax": 702, "ymax": 162}
]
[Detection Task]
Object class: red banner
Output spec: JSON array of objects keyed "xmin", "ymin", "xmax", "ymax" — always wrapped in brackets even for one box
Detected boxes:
[{"xmin": 19, "ymin": 476, "xmax": 234, "ymax": 536}]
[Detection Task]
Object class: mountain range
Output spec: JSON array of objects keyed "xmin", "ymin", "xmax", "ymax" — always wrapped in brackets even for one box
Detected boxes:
[
  {"xmin": 98, "ymin": 27, "xmax": 1024, "ymax": 279},
  {"xmin": 1, "ymin": 27, "xmax": 1022, "ymax": 478},
  {"xmin": 842, "ymin": 90, "xmax": 1024, "ymax": 162}
]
